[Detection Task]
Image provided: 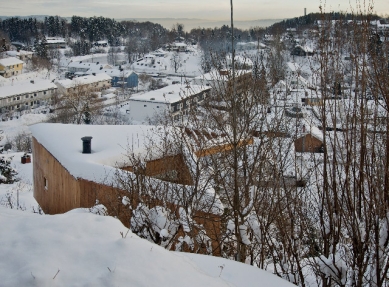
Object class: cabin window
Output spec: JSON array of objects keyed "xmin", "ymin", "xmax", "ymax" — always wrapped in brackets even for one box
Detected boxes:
[{"xmin": 44, "ymin": 177, "xmax": 48, "ymax": 190}]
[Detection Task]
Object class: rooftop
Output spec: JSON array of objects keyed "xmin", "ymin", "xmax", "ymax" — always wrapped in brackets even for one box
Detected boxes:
[
  {"xmin": 130, "ymin": 84, "xmax": 210, "ymax": 104},
  {"xmin": 56, "ymin": 73, "xmax": 111, "ymax": 89},
  {"xmin": 0, "ymin": 57, "xmax": 24, "ymax": 67},
  {"xmin": 0, "ymin": 80, "xmax": 57, "ymax": 99}
]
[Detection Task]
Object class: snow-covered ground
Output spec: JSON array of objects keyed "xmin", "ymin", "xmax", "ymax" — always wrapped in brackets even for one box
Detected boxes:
[
  {"xmin": 0, "ymin": 113, "xmax": 48, "ymax": 144},
  {"xmin": 0, "ymin": 147, "xmax": 292, "ymax": 287},
  {"xmin": 0, "ymin": 205, "xmax": 294, "ymax": 287}
]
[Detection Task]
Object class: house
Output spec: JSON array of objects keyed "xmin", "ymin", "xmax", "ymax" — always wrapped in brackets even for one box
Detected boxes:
[
  {"xmin": 0, "ymin": 57, "xmax": 24, "ymax": 78},
  {"xmin": 165, "ymin": 42, "xmax": 187, "ymax": 52},
  {"xmin": 192, "ymin": 69, "xmax": 252, "ymax": 98},
  {"xmin": 0, "ymin": 80, "xmax": 57, "ymax": 113},
  {"xmin": 6, "ymin": 50, "xmax": 33, "ymax": 61},
  {"xmin": 44, "ymin": 37, "xmax": 66, "ymax": 49},
  {"xmin": 30, "ymin": 123, "xmax": 223, "ymax": 254},
  {"xmin": 294, "ymin": 124, "xmax": 324, "ymax": 153},
  {"xmin": 55, "ymin": 73, "xmax": 112, "ymax": 95},
  {"xmin": 67, "ymin": 61, "xmax": 112, "ymax": 75},
  {"xmin": 89, "ymin": 69, "xmax": 138, "ymax": 88},
  {"xmin": 128, "ymin": 84, "xmax": 211, "ymax": 122},
  {"xmin": 291, "ymin": 45, "xmax": 314, "ymax": 56},
  {"xmin": 94, "ymin": 40, "xmax": 108, "ymax": 47}
]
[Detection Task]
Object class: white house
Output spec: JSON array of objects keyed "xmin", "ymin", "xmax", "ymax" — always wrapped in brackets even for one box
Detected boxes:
[
  {"xmin": 128, "ymin": 84, "xmax": 211, "ymax": 122},
  {"xmin": 44, "ymin": 37, "xmax": 66, "ymax": 49},
  {"xmin": 67, "ymin": 61, "xmax": 113, "ymax": 74},
  {"xmin": 55, "ymin": 74, "xmax": 112, "ymax": 95},
  {"xmin": 0, "ymin": 80, "xmax": 57, "ymax": 113}
]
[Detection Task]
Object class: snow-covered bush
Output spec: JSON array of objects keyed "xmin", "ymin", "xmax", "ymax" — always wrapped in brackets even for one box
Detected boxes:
[{"xmin": 0, "ymin": 156, "xmax": 18, "ymax": 184}]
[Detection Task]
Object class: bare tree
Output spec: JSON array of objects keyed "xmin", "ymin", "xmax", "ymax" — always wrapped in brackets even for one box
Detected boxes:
[{"xmin": 50, "ymin": 82, "xmax": 103, "ymax": 124}]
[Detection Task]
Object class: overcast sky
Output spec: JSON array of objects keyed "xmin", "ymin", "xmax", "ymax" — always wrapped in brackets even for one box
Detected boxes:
[{"xmin": 0, "ymin": 0, "xmax": 387, "ymax": 20}]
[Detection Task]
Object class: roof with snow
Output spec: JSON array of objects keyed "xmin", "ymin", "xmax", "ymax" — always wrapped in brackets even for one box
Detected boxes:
[
  {"xmin": 56, "ymin": 73, "xmax": 111, "ymax": 89},
  {"xmin": 30, "ymin": 124, "xmax": 157, "ymax": 182},
  {"xmin": 29, "ymin": 124, "xmax": 224, "ymax": 213},
  {"xmin": 130, "ymin": 84, "xmax": 210, "ymax": 104},
  {"xmin": 45, "ymin": 37, "xmax": 66, "ymax": 44},
  {"xmin": 0, "ymin": 57, "xmax": 24, "ymax": 67},
  {"xmin": 86, "ymin": 69, "xmax": 136, "ymax": 78},
  {"xmin": 68, "ymin": 61, "xmax": 112, "ymax": 71},
  {"xmin": 193, "ymin": 69, "xmax": 252, "ymax": 83},
  {"xmin": 287, "ymin": 62, "xmax": 301, "ymax": 73},
  {"xmin": 0, "ymin": 80, "xmax": 57, "ymax": 99}
]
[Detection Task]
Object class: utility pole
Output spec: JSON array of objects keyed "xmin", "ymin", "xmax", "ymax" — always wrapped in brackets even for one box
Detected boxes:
[{"xmin": 230, "ymin": 0, "xmax": 241, "ymax": 263}]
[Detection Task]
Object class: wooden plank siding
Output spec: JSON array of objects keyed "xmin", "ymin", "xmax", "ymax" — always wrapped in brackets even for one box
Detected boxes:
[
  {"xmin": 294, "ymin": 134, "xmax": 323, "ymax": 153},
  {"xmin": 33, "ymin": 137, "xmax": 81, "ymax": 214}
]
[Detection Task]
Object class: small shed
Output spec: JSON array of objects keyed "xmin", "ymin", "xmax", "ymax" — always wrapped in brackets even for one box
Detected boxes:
[{"xmin": 294, "ymin": 125, "xmax": 324, "ymax": 153}]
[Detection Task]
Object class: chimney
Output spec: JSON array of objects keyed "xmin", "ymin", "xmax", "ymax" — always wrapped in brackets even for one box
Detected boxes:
[
  {"xmin": 81, "ymin": 136, "xmax": 93, "ymax": 154},
  {"xmin": 30, "ymin": 80, "xmax": 34, "ymax": 84}
]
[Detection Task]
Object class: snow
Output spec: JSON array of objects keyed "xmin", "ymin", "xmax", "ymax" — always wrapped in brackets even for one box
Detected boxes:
[
  {"xmin": 0, "ymin": 113, "xmax": 47, "ymax": 141},
  {"xmin": 55, "ymin": 73, "xmax": 111, "ymax": 89},
  {"xmin": 30, "ymin": 123, "xmax": 156, "ymax": 184},
  {"xmin": 130, "ymin": 84, "xmax": 209, "ymax": 103},
  {"xmin": 0, "ymin": 80, "xmax": 57, "ymax": 99},
  {"xmin": 0, "ymin": 206, "xmax": 294, "ymax": 287},
  {"xmin": 0, "ymin": 57, "xmax": 24, "ymax": 67}
]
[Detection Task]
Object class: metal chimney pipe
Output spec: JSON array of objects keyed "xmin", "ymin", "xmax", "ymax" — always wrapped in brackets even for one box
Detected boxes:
[{"xmin": 81, "ymin": 136, "xmax": 93, "ymax": 154}]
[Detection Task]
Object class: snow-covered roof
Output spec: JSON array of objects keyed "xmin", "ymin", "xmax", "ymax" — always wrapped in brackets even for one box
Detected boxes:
[
  {"xmin": 287, "ymin": 62, "xmax": 301, "ymax": 73},
  {"xmin": 87, "ymin": 69, "xmax": 136, "ymax": 78},
  {"xmin": 30, "ymin": 124, "xmax": 156, "ymax": 182},
  {"xmin": 193, "ymin": 69, "xmax": 251, "ymax": 83},
  {"xmin": 130, "ymin": 84, "xmax": 210, "ymax": 104},
  {"xmin": 56, "ymin": 74, "xmax": 111, "ymax": 89},
  {"xmin": 45, "ymin": 37, "xmax": 66, "ymax": 44},
  {"xmin": 294, "ymin": 45, "xmax": 314, "ymax": 53},
  {"xmin": 0, "ymin": 80, "xmax": 57, "ymax": 99},
  {"xmin": 173, "ymin": 43, "xmax": 187, "ymax": 47},
  {"xmin": 6, "ymin": 50, "xmax": 33, "ymax": 57},
  {"xmin": 0, "ymin": 57, "xmax": 24, "ymax": 67},
  {"xmin": 68, "ymin": 61, "xmax": 111, "ymax": 70}
]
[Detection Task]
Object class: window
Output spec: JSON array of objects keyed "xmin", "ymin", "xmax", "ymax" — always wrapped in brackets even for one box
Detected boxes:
[
  {"xmin": 17, "ymin": 97, "xmax": 20, "ymax": 100},
  {"xmin": 44, "ymin": 177, "xmax": 48, "ymax": 190},
  {"xmin": 44, "ymin": 91, "xmax": 46, "ymax": 95},
  {"xmin": 144, "ymin": 105, "xmax": 147, "ymax": 107},
  {"xmin": 34, "ymin": 93, "xmax": 37, "ymax": 97},
  {"xmin": 26, "ymin": 95, "xmax": 29, "ymax": 99},
  {"xmin": 156, "ymin": 106, "xmax": 159, "ymax": 108}
]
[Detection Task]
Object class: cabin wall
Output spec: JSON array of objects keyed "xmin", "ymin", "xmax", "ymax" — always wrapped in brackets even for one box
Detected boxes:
[
  {"xmin": 32, "ymin": 137, "xmax": 81, "ymax": 214},
  {"xmin": 294, "ymin": 134, "xmax": 323, "ymax": 152}
]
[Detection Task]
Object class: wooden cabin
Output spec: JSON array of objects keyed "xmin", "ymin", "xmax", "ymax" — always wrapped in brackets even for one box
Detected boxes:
[{"xmin": 30, "ymin": 124, "xmax": 223, "ymax": 254}]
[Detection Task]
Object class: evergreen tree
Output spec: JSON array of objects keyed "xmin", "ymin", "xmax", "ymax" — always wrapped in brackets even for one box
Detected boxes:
[{"xmin": 0, "ymin": 156, "xmax": 17, "ymax": 184}]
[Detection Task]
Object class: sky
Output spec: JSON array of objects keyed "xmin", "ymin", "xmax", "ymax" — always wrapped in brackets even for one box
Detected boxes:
[{"xmin": 0, "ymin": 0, "xmax": 387, "ymax": 20}]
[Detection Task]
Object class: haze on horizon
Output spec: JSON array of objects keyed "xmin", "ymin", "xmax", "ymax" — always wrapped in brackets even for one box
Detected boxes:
[{"xmin": 0, "ymin": 0, "xmax": 387, "ymax": 21}]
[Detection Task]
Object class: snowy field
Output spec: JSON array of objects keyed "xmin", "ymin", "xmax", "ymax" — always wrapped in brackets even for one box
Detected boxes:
[{"xmin": 0, "ymin": 204, "xmax": 294, "ymax": 287}]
